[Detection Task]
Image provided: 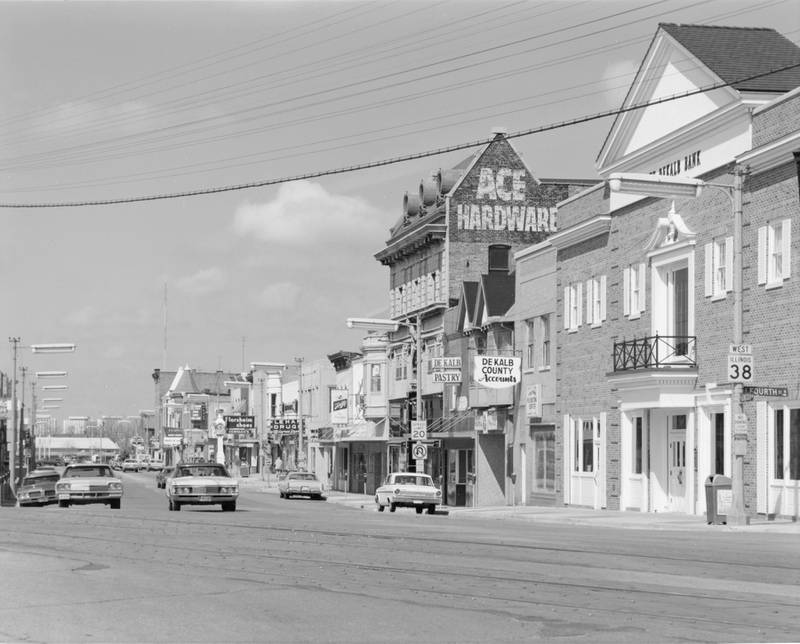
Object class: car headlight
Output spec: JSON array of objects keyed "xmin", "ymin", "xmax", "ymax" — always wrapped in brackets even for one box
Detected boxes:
[
  {"xmin": 435, "ymin": 489, "xmax": 442, "ymax": 496},
  {"xmin": 56, "ymin": 482, "xmax": 70, "ymax": 491},
  {"xmin": 394, "ymin": 488, "xmax": 400, "ymax": 494},
  {"xmin": 109, "ymin": 482, "xmax": 122, "ymax": 491}
]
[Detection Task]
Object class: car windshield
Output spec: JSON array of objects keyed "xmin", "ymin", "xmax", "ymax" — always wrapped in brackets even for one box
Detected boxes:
[
  {"xmin": 289, "ymin": 473, "xmax": 317, "ymax": 481},
  {"xmin": 64, "ymin": 467, "xmax": 112, "ymax": 478},
  {"xmin": 394, "ymin": 475, "xmax": 432, "ymax": 486},
  {"xmin": 23, "ymin": 474, "xmax": 59, "ymax": 485},
  {"xmin": 176, "ymin": 465, "xmax": 228, "ymax": 477}
]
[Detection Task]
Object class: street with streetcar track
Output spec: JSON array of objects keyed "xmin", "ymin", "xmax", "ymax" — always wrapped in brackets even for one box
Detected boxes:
[{"xmin": 1, "ymin": 469, "xmax": 799, "ymax": 643}]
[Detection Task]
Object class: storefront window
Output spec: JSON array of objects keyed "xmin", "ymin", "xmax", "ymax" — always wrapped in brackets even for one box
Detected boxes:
[
  {"xmin": 575, "ymin": 418, "xmax": 594, "ymax": 472},
  {"xmin": 532, "ymin": 427, "xmax": 555, "ymax": 492}
]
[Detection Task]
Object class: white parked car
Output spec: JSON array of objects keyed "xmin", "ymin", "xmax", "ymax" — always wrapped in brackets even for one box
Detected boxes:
[
  {"xmin": 278, "ymin": 471, "xmax": 326, "ymax": 500},
  {"xmin": 166, "ymin": 462, "xmax": 238, "ymax": 512},
  {"xmin": 375, "ymin": 472, "xmax": 441, "ymax": 514}
]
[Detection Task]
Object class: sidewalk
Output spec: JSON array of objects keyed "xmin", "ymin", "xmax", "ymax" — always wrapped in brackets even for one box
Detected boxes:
[{"xmin": 237, "ymin": 476, "xmax": 800, "ymax": 533}]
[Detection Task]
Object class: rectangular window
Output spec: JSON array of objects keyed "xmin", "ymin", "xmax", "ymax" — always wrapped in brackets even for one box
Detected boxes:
[
  {"xmin": 563, "ymin": 283, "xmax": 582, "ymax": 331},
  {"xmin": 775, "ymin": 409, "xmax": 784, "ymax": 479},
  {"xmin": 582, "ymin": 420, "xmax": 594, "ymax": 472},
  {"xmin": 634, "ymin": 416, "xmax": 643, "ymax": 474},
  {"xmin": 532, "ymin": 427, "xmax": 555, "ymax": 493},
  {"xmin": 623, "ymin": 263, "xmax": 646, "ymax": 318},
  {"xmin": 488, "ymin": 245, "xmax": 510, "ymax": 271},
  {"xmin": 758, "ymin": 220, "xmax": 792, "ymax": 287},
  {"xmin": 525, "ymin": 319, "xmax": 535, "ymax": 368},
  {"xmin": 585, "ymin": 275, "xmax": 607, "ymax": 326},
  {"xmin": 714, "ymin": 413, "xmax": 725, "ymax": 475},
  {"xmin": 370, "ymin": 364, "xmax": 381, "ymax": 393},
  {"xmin": 538, "ymin": 315, "xmax": 551, "ymax": 368},
  {"xmin": 705, "ymin": 237, "xmax": 733, "ymax": 298}
]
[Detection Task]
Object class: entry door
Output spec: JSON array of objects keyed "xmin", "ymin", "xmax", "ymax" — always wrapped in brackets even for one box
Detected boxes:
[{"xmin": 668, "ymin": 424, "xmax": 687, "ymax": 512}]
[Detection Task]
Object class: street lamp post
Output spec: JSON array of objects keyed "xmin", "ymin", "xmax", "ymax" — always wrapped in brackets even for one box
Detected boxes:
[
  {"xmin": 609, "ymin": 168, "xmax": 748, "ymax": 525},
  {"xmin": 6, "ymin": 340, "xmax": 74, "ymax": 494},
  {"xmin": 294, "ymin": 357, "xmax": 306, "ymax": 470}
]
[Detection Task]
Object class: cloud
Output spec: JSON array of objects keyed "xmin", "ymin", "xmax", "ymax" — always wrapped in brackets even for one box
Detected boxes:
[
  {"xmin": 255, "ymin": 282, "xmax": 300, "ymax": 310},
  {"xmin": 233, "ymin": 180, "xmax": 387, "ymax": 246},
  {"xmin": 176, "ymin": 267, "xmax": 225, "ymax": 295}
]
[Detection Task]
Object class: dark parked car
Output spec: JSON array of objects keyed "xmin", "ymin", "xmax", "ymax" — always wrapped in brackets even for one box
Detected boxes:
[{"xmin": 17, "ymin": 469, "xmax": 61, "ymax": 506}]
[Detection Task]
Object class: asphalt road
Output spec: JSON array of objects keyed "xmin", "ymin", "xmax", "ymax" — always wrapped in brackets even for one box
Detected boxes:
[{"xmin": 1, "ymin": 470, "xmax": 799, "ymax": 643}]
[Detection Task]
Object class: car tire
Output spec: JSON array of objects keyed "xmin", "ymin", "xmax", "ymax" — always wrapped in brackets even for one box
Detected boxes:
[
  {"xmin": 110, "ymin": 500, "xmax": 121, "ymax": 510},
  {"xmin": 58, "ymin": 500, "xmax": 69, "ymax": 508},
  {"xmin": 377, "ymin": 503, "xmax": 385, "ymax": 512},
  {"xmin": 427, "ymin": 505, "xmax": 436, "ymax": 514},
  {"xmin": 173, "ymin": 501, "xmax": 181, "ymax": 511},
  {"xmin": 389, "ymin": 502, "xmax": 396, "ymax": 512},
  {"xmin": 278, "ymin": 491, "xmax": 284, "ymax": 498},
  {"xmin": 415, "ymin": 506, "xmax": 424, "ymax": 514},
  {"xmin": 221, "ymin": 501, "xmax": 236, "ymax": 512}
]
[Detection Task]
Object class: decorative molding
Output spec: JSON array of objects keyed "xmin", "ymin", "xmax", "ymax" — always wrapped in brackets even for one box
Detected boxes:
[
  {"xmin": 548, "ymin": 215, "xmax": 611, "ymax": 250},
  {"xmin": 737, "ymin": 131, "xmax": 800, "ymax": 175}
]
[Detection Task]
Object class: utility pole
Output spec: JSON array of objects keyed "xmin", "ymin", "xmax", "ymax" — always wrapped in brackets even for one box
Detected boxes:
[
  {"xmin": 18, "ymin": 366, "xmax": 26, "ymax": 488},
  {"xmin": 8, "ymin": 337, "xmax": 19, "ymax": 494},
  {"xmin": 295, "ymin": 357, "xmax": 305, "ymax": 470},
  {"xmin": 30, "ymin": 378, "xmax": 36, "ymax": 471}
]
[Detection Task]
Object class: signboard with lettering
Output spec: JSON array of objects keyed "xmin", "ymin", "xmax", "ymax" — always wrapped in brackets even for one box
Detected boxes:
[
  {"xmin": 743, "ymin": 385, "xmax": 788, "ymax": 397},
  {"xmin": 163, "ymin": 427, "xmax": 182, "ymax": 446},
  {"xmin": 225, "ymin": 415, "xmax": 255, "ymax": 430},
  {"xmin": 269, "ymin": 418, "xmax": 302, "ymax": 432},
  {"xmin": 526, "ymin": 384, "xmax": 542, "ymax": 418},
  {"xmin": 430, "ymin": 357, "xmax": 462, "ymax": 371},
  {"xmin": 433, "ymin": 371, "xmax": 462, "ymax": 383},
  {"xmin": 727, "ymin": 344, "xmax": 753, "ymax": 383},
  {"xmin": 473, "ymin": 356, "xmax": 521, "ymax": 389},
  {"xmin": 448, "ymin": 136, "xmax": 567, "ymax": 245},
  {"xmin": 330, "ymin": 388, "xmax": 348, "ymax": 424}
]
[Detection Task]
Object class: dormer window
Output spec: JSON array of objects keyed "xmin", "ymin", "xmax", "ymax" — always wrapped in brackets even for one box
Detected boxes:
[{"xmin": 488, "ymin": 245, "xmax": 510, "ymax": 272}]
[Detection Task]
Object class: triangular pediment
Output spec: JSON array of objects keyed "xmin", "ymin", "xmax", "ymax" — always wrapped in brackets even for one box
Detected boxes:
[
  {"xmin": 598, "ymin": 26, "xmax": 741, "ymax": 174},
  {"xmin": 643, "ymin": 202, "xmax": 696, "ymax": 253}
]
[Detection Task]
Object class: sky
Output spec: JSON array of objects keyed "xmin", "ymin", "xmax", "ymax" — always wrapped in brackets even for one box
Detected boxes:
[{"xmin": 1, "ymin": 0, "xmax": 798, "ymax": 422}]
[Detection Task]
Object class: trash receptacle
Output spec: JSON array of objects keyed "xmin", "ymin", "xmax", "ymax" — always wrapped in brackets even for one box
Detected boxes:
[{"xmin": 705, "ymin": 474, "xmax": 732, "ymax": 524}]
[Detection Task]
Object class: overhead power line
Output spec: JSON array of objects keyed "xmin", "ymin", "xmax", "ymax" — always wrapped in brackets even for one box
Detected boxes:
[{"xmin": 2, "ymin": 61, "xmax": 797, "ymax": 210}]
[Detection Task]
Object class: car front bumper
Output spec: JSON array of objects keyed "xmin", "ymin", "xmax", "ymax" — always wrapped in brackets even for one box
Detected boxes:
[{"xmin": 169, "ymin": 494, "xmax": 238, "ymax": 505}]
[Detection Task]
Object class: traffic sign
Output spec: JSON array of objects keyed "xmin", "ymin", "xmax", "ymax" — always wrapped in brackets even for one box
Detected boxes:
[
  {"xmin": 727, "ymin": 346, "xmax": 753, "ymax": 383},
  {"xmin": 412, "ymin": 442, "xmax": 428, "ymax": 460},
  {"xmin": 411, "ymin": 421, "xmax": 427, "ymax": 441}
]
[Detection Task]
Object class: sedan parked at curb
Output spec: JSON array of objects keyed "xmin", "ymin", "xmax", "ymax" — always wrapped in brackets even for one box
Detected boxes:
[
  {"xmin": 55, "ymin": 464, "xmax": 123, "ymax": 509},
  {"xmin": 17, "ymin": 469, "xmax": 61, "ymax": 506},
  {"xmin": 166, "ymin": 462, "xmax": 238, "ymax": 511},
  {"xmin": 278, "ymin": 471, "xmax": 326, "ymax": 500},
  {"xmin": 375, "ymin": 472, "xmax": 441, "ymax": 514}
]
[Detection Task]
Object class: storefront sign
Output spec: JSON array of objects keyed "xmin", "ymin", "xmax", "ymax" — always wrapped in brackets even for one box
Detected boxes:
[
  {"xmin": 163, "ymin": 427, "xmax": 182, "ymax": 446},
  {"xmin": 270, "ymin": 418, "xmax": 302, "ymax": 432},
  {"xmin": 526, "ymin": 384, "xmax": 542, "ymax": 418},
  {"xmin": 431, "ymin": 357, "xmax": 461, "ymax": 370},
  {"xmin": 433, "ymin": 371, "xmax": 461, "ymax": 383},
  {"xmin": 473, "ymin": 356, "xmax": 520, "ymax": 388},
  {"xmin": 225, "ymin": 415, "xmax": 255, "ymax": 430},
  {"xmin": 330, "ymin": 388, "xmax": 348, "ymax": 424}
]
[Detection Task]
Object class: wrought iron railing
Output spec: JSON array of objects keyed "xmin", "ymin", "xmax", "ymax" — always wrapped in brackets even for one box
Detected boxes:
[{"xmin": 613, "ymin": 334, "xmax": 697, "ymax": 371}]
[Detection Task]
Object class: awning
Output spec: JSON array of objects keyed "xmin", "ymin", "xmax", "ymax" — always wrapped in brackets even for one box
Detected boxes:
[{"xmin": 338, "ymin": 419, "xmax": 389, "ymax": 442}]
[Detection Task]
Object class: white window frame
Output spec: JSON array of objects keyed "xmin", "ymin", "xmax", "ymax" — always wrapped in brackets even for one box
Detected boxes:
[
  {"xmin": 585, "ymin": 275, "xmax": 607, "ymax": 327},
  {"xmin": 704, "ymin": 236, "xmax": 733, "ymax": 299},
  {"xmin": 623, "ymin": 263, "xmax": 646, "ymax": 319},
  {"xmin": 758, "ymin": 219, "xmax": 792, "ymax": 289},
  {"xmin": 525, "ymin": 319, "xmax": 536, "ymax": 369},
  {"xmin": 562, "ymin": 282, "xmax": 582, "ymax": 332},
  {"xmin": 537, "ymin": 314, "xmax": 551, "ymax": 370},
  {"xmin": 574, "ymin": 417, "xmax": 597, "ymax": 473}
]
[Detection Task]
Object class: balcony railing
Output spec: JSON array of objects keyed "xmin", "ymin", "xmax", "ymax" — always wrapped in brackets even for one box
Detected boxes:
[{"xmin": 613, "ymin": 335, "xmax": 697, "ymax": 372}]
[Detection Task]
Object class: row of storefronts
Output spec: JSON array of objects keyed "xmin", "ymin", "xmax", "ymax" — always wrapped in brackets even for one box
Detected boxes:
[{"xmin": 152, "ymin": 23, "xmax": 800, "ymax": 521}]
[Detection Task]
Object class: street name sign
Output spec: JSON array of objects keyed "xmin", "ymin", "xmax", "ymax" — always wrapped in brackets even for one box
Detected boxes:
[{"xmin": 743, "ymin": 385, "xmax": 788, "ymax": 397}]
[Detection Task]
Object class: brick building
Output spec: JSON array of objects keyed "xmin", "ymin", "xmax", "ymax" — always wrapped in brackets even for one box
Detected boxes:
[
  {"xmin": 374, "ymin": 129, "xmax": 592, "ymax": 506},
  {"xmin": 550, "ymin": 24, "xmax": 800, "ymax": 517}
]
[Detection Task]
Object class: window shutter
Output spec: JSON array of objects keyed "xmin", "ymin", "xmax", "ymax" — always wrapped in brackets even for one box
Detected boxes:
[
  {"xmin": 782, "ymin": 219, "xmax": 791, "ymax": 280},
  {"xmin": 756, "ymin": 400, "xmax": 768, "ymax": 515},
  {"xmin": 622, "ymin": 267, "xmax": 630, "ymax": 316},
  {"xmin": 585, "ymin": 279, "xmax": 593, "ymax": 325},
  {"xmin": 704, "ymin": 243, "xmax": 713, "ymax": 297},
  {"xmin": 576, "ymin": 281, "xmax": 583, "ymax": 327},
  {"xmin": 637, "ymin": 263, "xmax": 646, "ymax": 314},
  {"xmin": 757, "ymin": 226, "xmax": 767, "ymax": 285},
  {"xmin": 724, "ymin": 236, "xmax": 734, "ymax": 292},
  {"xmin": 563, "ymin": 415, "xmax": 572, "ymax": 504},
  {"xmin": 600, "ymin": 274, "xmax": 607, "ymax": 321},
  {"xmin": 563, "ymin": 286, "xmax": 570, "ymax": 330}
]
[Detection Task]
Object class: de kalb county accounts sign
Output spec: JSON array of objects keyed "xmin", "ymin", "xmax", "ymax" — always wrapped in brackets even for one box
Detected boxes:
[{"xmin": 473, "ymin": 356, "xmax": 521, "ymax": 389}]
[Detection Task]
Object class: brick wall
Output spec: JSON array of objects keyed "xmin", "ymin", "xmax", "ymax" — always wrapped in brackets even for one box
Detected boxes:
[{"xmin": 752, "ymin": 89, "xmax": 800, "ymax": 148}]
